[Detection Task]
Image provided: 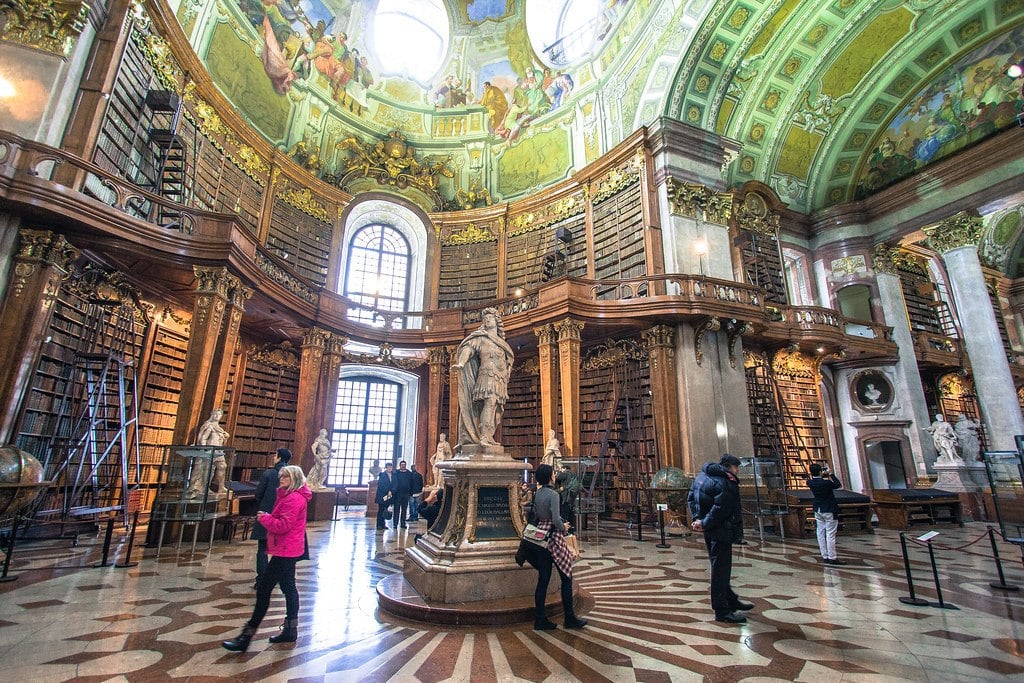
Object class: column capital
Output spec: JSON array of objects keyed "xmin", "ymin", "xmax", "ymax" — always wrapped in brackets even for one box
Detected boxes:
[
  {"xmin": 871, "ymin": 242, "xmax": 923, "ymax": 275},
  {"xmin": 641, "ymin": 324, "xmax": 675, "ymax": 348},
  {"xmin": 534, "ymin": 323, "xmax": 557, "ymax": 345},
  {"xmin": 193, "ymin": 266, "xmax": 233, "ymax": 297},
  {"xmin": 428, "ymin": 346, "xmax": 448, "ymax": 365},
  {"xmin": 665, "ymin": 177, "xmax": 734, "ymax": 225},
  {"xmin": 228, "ymin": 279, "xmax": 254, "ymax": 308},
  {"xmin": 16, "ymin": 229, "xmax": 77, "ymax": 266},
  {"xmin": 301, "ymin": 327, "xmax": 331, "ymax": 350},
  {"xmin": 924, "ymin": 212, "xmax": 983, "ymax": 254},
  {"xmin": 554, "ymin": 318, "xmax": 584, "ymax": 342}
]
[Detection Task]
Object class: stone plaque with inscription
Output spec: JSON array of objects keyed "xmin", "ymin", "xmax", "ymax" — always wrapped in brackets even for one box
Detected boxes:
[{"xmin": 472, "ymin": 485, "xmax": 517, "ymax": 541}]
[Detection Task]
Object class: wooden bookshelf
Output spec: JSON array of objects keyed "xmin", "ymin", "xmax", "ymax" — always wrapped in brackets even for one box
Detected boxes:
[
  {"xmin": 268, "ymin": 199, "xmax": 332, "ymax": 288},
  {"xmin": 501, "ymin": 362, "xmax": 543, "ymax": 465},
  {"xmin": 230, "ymin": 357, "xmax": 300, "ymax": 483},
  {"xmin": 898, "ymin": 267, "xmax": 943, "ymax": 334},
  {"xmin": 438, "ymin": 241, "xmax": 498, "ymax": 309},
  {"xmin": 736, "ymin": 229, "xmax": 787, "ymax": 305},
  {"xmin": 591, "ymin": 180, "xmax": 645, "ymax": 287}
]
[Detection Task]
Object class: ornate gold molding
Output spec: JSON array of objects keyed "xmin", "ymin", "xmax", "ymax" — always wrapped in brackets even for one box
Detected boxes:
[
  {"xmin": 228, "ymin": 279, "xmax": 253, "ymax": 309},
  {"xmin": 665, "ymin": 178, "xmax": 734, "ymax": 224},
  {"xmin": 301, "ymin": 327, "xmax": 330, "ymax": 350},
  {"xmin": 444, "ymin": 222, "xmax": 496, "ymax": 245},
  {"xmin": 641, "ymin": 324, "xmax": 675, "ymax": 349},
  {"xmin": 734, "ymin": 192, "xmax": 778, "ymax": 235},
  {"xmin": 337, "ymin": 130, "xmax": 454, "ymax": 195},
  {"xmin": 582, "ymin": 338, "xmax": 646, "ymax": 370},
  {"xmin": 254, "ymin": 253, "xmax": 318, "ymax": 304},
  {"xmin": 427, "ymin": 346, "xmax": 448, "ymax": 365},
  {"xmin": 554, "ymin": 318, "xmax": 584, "ymax": 342},
  {"xmin": 507, "ymin": 190, "xmax": 586, "ymax": 236},
  {"xmin": 277, "ymin": 186, "xmax": 329, "ymax": 223},
  {"xmin": 726, "ymin": 320, "xmax": 754, "ymax": 369},
  {"xmin": 0, "ymin": 0, "xmax": 89, "ymax": 56},
  {"xmin": 924, "ymin": 211, "xmax": 983, "ymax": 254},
  {"xmin": 872, "ymin": 242, "xmax": 924, "ymax": 275},
  {"xmin": 343, "ymin": 343, "xmax": 425, "ymax": 370},
  {"xmin": 250, "ymin": 341, "xmax": 301, "ymax": 369},
  {"xmin": 771, "ymin": 349, "xmax": 816, "ymax": 379},
  {"xmin": 592, "ymin": 151, "xmax": 643, "ymax": 203}
]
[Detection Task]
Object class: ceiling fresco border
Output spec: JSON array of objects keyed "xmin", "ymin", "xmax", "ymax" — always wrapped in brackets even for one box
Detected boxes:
[{"xmin": 665, "ymin": 0, "xmax": 1024, "ymax": 214}]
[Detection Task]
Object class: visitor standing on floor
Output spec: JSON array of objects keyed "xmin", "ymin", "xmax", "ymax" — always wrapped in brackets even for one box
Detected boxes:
[
  {"xmin": 223, "ymin": 465, "xmax": 311, "ymax": 651},
  {"xmin": 392, "ymin": 460, "xmax": 414, "ymax": 528},
  {"xmin": 687, "ymin": 454, "xmax": 755, "ymax": 624},
  {"xmin": 252, "ymin": 448, "xmax": 290, "ymax": 586},
  {"xmin": 807, "ymin": 463, "xmax": 846, "ymax": 565},
  {"xmin": 375, "ymin": 462, "xmax": 394, "ymax": 530},
  {"xmin": 518, "ymin": 464, "xmax": 587, "ymax": 631},
  {"xmin": 408, "ymin": 463, "xmax": 424, "ymax": 522}
]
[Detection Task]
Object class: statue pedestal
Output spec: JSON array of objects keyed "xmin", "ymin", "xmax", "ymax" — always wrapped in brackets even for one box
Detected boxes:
[
  {"xmin": 378, "ymin": 449, "xmax": 572, "ymax": 624},
  {"xmin": 933, "ymin": 461, "xmax": 987, "ymax": 521},
  {"xmin": 307, "ymin": 488, "xmax": 336, "ymax": 521}
]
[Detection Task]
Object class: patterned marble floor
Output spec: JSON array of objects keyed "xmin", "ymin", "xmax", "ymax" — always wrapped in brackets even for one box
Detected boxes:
[{"xmin": 1, "ymin": 511, "xmax": 1023, "ymax": 682}]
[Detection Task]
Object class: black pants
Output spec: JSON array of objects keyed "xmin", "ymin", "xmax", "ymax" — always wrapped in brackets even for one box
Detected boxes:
[
  {"xmin": 704, "ymin": 535, "xmax": 739, "ymax": 618},
  {"xmin": 376, "ymin": 501, "xmax": 390, "ymax": 528},
  {"xmin": 534, "ymin": 551, "xmax": 574, "ymax": 622},
  {"xmin": 256, "ymin": 538, "xmax": 268, "ymax": 577},
  {"xmin": 392, "ymin": 495, "xmax": 410, "ymax": 526},
  {"xmin": 247, "ymin": 555, "xmax": 300, "ymax": 628}
]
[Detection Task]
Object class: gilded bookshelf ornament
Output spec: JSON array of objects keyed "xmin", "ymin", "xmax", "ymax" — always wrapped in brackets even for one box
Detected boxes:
[
  {"xmin": 278, "ymin": 186, "xmax": 329, "ymax": 222},
  {"xmin": 444, "ymin": 222, "xmax": 495, "ymax": 246},
  {"xmin": 336, "ymin": 130, "xmax": 455, "ymax": 196},
  {"xmin": 0, "ymin": 0, "xmax": 89, "ymax": 56}
]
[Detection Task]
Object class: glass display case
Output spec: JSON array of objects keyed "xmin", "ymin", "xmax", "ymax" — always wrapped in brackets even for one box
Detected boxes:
[
  {"xmin": 150, "ymin": 445, "xmax": 235, "ymax": 554},
  {"xmin": 983, "ymin": 449, "xmax": 1024, "ymax": 544}
]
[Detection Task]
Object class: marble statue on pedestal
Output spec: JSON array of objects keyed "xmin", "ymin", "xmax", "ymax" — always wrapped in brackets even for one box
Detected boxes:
[
  {"xmin": 187, "ymin": 408, "xmax": 230, "ymax": 498},
  {"xmin": 430, "ymin": 433, "xmax": 453, "ymax": 485},
  {"xmin": 542, "ymin": 430, "xmax": 561, "ymax": 467},
  {"xmin": 954, "ymin": 413, "xmax": 981, "ymax": 462},
  {"xmin": 452, "ymin": 307, "xmax": 514, "ymax": 450},
  {"xmin": 925, "ymin": 413, "xmax": 962, "ymax": 464},
  {"xmin": 307, "ymin": 428, "xmax": 333, "ymax": 490}
]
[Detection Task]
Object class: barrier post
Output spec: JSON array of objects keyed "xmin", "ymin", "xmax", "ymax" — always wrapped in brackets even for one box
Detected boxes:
[
  {"xmin": 115, "ymin": 509, "xmax": 141, "ymax": 569},
  {"xmin": 93, "ymin": 517, "xmax": 116, "ymax": 568},
  {"xmin": 0, "ymin": 517, "xmax": 21, "ymax": 583},
  {"xmin": 926, "ymin": 540, "xmax": 957, "ymax": 609},
  {"xmin": 898, "ymin": 532, "xmax": 928, "ymax": 606},
  {"xmin": 655, "ymin": 506, "xmax": 670, "ymax": 549},
  {"xmin": 987, "ymin": 527, "xmax": 1019, "ymax": 591},
  {"xmin": 636, "ymin": 506, "xmax": 643, "ymax": 542}
]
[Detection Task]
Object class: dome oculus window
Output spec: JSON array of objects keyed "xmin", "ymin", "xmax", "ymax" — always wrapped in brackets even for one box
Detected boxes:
[
  {"xmin": 527, "ymin": 0, "xmax": 621, "ymax": 67},
  {"xmin": 371, "ymin": 0, "xmax": 450, "ymax": 85}
]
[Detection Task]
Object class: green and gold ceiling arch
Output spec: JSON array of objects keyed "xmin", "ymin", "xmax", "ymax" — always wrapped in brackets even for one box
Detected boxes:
[{"xmin": 666, "ymin": 0, "xmax": 1024, "ymax": 213}]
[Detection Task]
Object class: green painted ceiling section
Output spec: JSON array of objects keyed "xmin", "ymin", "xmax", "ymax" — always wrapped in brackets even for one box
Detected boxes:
[{"xmin": 666, "ymin": 0, "xmax": 1024, "ymax": 212}]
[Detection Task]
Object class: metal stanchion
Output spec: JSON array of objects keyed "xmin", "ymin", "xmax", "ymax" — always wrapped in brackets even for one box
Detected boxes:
[
  {"xmin": 925, "ymin": 539, "xmax": 957, "ymax": 609},
  {"xmin": 0, "ymin": 517, "xmax": 22, "ymax": 583},
  {"xmin": 987, "ymin": 527, "xmax": 1019, "ymax": 591},
  {"xmin": 656, "ymin": 508, "xmax": 670, "ymax": 548},
  {"xmin": 898, "ymin": 532, "xmax": 929, "ymax": 606},
  {"xmin": 115, "ymin": 510, "xmax": 141, "ymax": 569},
  {"xmin": 93, "ymin": 517, "xmax": 116, "ymax": 568},
  {"xmin": 636, "ymin": 505, "xmax": 644, "ymax": 542}
]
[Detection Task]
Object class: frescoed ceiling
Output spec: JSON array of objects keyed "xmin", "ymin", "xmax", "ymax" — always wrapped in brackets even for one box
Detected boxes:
[{"xmin": 174, "ymin": 0, "xmax": 1024, "ymax": 214}]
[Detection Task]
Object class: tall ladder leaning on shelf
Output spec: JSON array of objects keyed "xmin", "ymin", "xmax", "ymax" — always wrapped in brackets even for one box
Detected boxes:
[
  {"xmin": 28, "ymin": 282, "xmax": 144, "ymax": 529},
  {"xmin": 144, "ymin": 89, "xmax": 190, "ymax": 227}
]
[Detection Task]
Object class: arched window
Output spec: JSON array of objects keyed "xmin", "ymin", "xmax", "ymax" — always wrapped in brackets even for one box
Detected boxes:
[
  {"xmin": 329, "ymin": 376, "xmax": 403, "ymax": 487},
  {"xmin": 343, "ymin": 223, "xmax": 411, "ymax": 327}
]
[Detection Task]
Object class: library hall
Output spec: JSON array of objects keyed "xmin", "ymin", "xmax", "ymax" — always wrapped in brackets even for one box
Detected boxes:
[{"xmin": 1, "ymin": 1, "xmax": 1023, "ymax": 681}]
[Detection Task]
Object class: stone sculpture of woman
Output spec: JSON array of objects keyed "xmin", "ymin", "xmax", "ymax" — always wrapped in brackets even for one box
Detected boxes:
[
  {"xmin": 431, "ymin": 433, "xmax": 453, "ymax": 486},
  {"xmin": 924, "ymin": 413, "xmax": 961, "ymax": 464},
  {"xmin": 187, "ymin": 408, "xmax": 230, "ymax": 498},
  {"xmin": 452, "ymin": 308, "xmax": 514, "ymax": 450},
  {"xmin": 953, "ymin": 414, "xmax": 981, "ymax": 462},
  {"xmin": 542, "ymin": 429, "xmax": 561, "ymax": 467},
  {"xmin": 307, "ymin": 428, "xmax": 333, "ymax": 490}
]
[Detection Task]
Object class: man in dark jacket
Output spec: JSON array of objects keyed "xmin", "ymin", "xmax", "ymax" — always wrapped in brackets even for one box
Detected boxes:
[
  {"xmin": 391, "ymin": 460, "xmax": 414, "ymax": 528},
  {"xmin": 687, "ymin": 454, "xmax": 754, "ymax": 624},
  {"xmin": 807, "ymin": 463, "xmax": 845, "ymax": 565},
  {"xmin": 252, "ymin": 448, "xmax": 290, "ymax": 585},
  {"xmin": 408, "ymin": 463, "xmax": 424, "ymax": 522},
  {"xmin": 375, "ymin": 462, "xmax": 394, "ymax": 531}
]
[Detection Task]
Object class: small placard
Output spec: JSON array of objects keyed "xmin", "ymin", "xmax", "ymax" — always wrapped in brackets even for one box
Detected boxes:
[
  {"xmin": 656, "ymin": 503, "xmax": 668, "ymax": 511},
  {"xmin": 917, "ymin": 531, "xmax": 939, "ymax": 542}
]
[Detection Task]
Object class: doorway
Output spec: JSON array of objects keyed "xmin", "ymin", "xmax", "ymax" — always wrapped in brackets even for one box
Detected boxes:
[{"xmin": 863, "ymin": 439, "xmax": 907, "ymax": 489}]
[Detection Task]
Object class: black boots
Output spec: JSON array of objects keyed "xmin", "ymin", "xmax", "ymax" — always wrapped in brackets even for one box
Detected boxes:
[
  {"xmin": 534, "ymin": 618, "xmax": 558, "ymax": 630},
  {"xmin": 268, "ymin": 618, "xmax": 298, "ymax": 643},
  {"xmin": 221, "ymin": 624, "xmax": 257, "ymax": 652},
  {"xmin": 564, "ymin": 615, "xmax": 588, "ymax": 629}
]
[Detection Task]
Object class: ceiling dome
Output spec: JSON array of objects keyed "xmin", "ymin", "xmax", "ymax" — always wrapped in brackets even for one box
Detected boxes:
[{"xmin": 370, "ymin": 0, "xmax": 450, "ymax": 85}]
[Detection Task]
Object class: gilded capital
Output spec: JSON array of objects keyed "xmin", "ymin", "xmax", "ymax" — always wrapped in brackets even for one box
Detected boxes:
[
  {"xmin": 534, "ymin": 324, "xmax": 557, "ymax": 346},
  {"xmin": 428, "ymin": 347, "xmax": 448, "ymax": 365},
  {"xmin": 326, "ymin": 334, "xmax": 348, "ymax": 355},
  {"xmin": 641, "ymin": 324, "xmax": 675, "ymax": 348},
  {"xmin": 923, "ymin": 212, "xmax": 983, "ymax": 254},
  {"xmin": 301, "ymin": 327, "xmax": 330, "ymax": 349},
  {"xmin": 193, "ymin": 266, "xmax": 233, "ymax": 297},
  {"xmin": 228, "ymin": 280, "xmax": 254, "ymax": 308},
  {"xmin": 16, "ymin": 229, "xmax": 77, "ymax": 267},
  {"xmin": 554, "ymin": 318, "xmax": 584, "ymax": 342},
  {"xmin": 871, "ymin": 243, "xmax": 900, "ymax": 275}
]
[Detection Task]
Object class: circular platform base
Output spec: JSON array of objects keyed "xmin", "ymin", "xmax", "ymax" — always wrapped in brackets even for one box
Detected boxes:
[{"xmin": 377, "ymin": 573, "xmax": 588, "ymax": 627}]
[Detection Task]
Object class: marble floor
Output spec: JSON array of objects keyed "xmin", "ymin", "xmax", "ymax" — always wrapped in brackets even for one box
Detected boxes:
[{"xmin": 1, "ymin": 511, "xmax": 1023, "ymax": 682}]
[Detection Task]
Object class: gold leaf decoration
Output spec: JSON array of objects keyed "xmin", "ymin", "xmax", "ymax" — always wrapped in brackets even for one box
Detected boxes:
[{"xmin": 0, "ymin": 0, "xmax": 89, "ymax": 56}]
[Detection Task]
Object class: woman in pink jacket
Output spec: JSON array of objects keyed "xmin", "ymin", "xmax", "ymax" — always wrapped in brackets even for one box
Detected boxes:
[{"xmin": 223, "ymin": 464, "xmax": 312, "ymax": 651}]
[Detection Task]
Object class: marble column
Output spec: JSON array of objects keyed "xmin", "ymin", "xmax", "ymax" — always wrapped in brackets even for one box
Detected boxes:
[
  {"xmin": 534, "ymin": 324, "xmax": 558, "ymax": 444},
  {"xmin": 872, "ymin": 245, "xmax": 934, "ymax": 477},
  {"xmin": 425, "ymin": 346, "xmax": 448, "ymax": 467},
  {"xmin": 555, "ymin": 318, "xmax": 584, "ymax": 458},
  {"xmin": 204, "ymin": 278, "xmax": 251, "ymax": 419},
  {"xmin": 295, "ymin": 327, "xmax": 330, "ymax": 471},
  {"xmin": 924, "ymin": 212, "xmax": 1024, "ymax": 450},
  {"xmin": 0, "ymin": 230, "xmax": 77, "ymax": 443}
]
